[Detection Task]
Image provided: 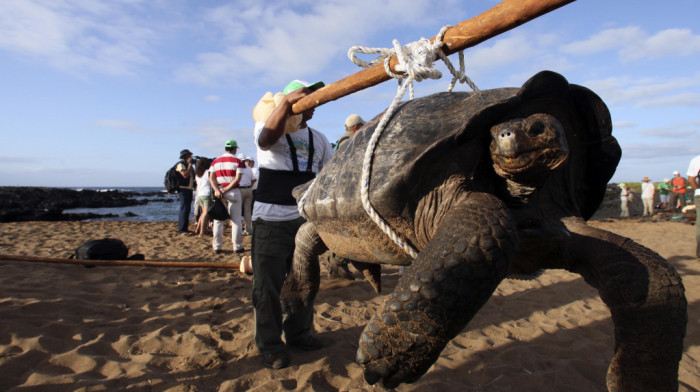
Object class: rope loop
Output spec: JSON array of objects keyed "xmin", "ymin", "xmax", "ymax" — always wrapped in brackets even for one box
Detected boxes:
[{"xmin": 300, "ymin": 25, "xmax": 480, "ymax": 259}]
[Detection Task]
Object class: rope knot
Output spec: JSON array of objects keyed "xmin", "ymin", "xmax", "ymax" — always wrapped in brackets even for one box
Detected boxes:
[{"xmin": 300, "ymin": 25, "xmax": 480, "ymax": 259}]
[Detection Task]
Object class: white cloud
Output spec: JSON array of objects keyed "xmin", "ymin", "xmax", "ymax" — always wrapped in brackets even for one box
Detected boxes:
[
  {"xmin": 0, "ymin": 0, "xmax": 156, "ymax": 76},
  {"xmin": 613, "ymin": 121, "xmax": 636, "ymax": 129},
  {"xmin": 585, "ymin": 75, "xmax": 700, "ymax": 107},
  {"xmin": 638, "ymin": 127, "xmax": 698, "ymax": 139},
  {"xmin": 560, "ymin": 27, "xmax": 644, "ymax": 55},
  {"xmin": 205, "ymin": 95, "xmax": 221, "ymax": 102},
  {"xmin": 468, "ymin": 34, "xmax": 538, "ymax": 71},
  {"xmin": 174, "ymin": 0, "xmax": 452, "ymax": 86},
  {"xmin": 621, "ymin": 28, "xmax": 700, "ymax": 61},
  {"xmin": 186, "ymin": 120, "xmax": 253, "ymax": 157},
  {"xmin": 561, "ymin": 26, "xmax": 700, "ymax": 62},
  {"xmin": 94, "ymin": 119, "xmax": 166, "ymax": 134},
  {"xmin": 619, "ymin": 141, "xmax": 699, "ymax": 160},
  {"xmin": 638, "ymin": 92, "xmax": 700, "ymax": 108}
]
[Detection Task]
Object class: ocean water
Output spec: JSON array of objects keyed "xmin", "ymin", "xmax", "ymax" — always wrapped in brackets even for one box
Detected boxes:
[{"xmin": 62, "ymin": 187, "xmax": 180, "ymax": 222}]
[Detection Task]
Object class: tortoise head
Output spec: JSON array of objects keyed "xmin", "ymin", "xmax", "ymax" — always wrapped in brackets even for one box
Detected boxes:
[{"xmin": 489, "ymin": 113, "xmax": 569, "ymax": 185}]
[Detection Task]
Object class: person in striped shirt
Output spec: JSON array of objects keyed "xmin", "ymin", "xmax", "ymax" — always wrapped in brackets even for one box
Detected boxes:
[{"xmin": 208, "ymin": 139, "xmax": 245, "ymax": 254}]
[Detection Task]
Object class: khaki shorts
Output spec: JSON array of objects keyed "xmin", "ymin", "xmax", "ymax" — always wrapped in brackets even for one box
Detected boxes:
[{"xmin": 197, "ymin": 195, "xmax": 213, "ymax": 209}]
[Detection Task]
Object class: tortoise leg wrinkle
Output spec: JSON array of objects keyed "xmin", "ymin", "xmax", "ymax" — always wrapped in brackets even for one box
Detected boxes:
[
  {"xmin": 281, "ymin": 222, "xmax": 327, "ymax": 314},
  {"xmin": 357, "ymin": 198, "xmax": 518, "ymax": 388},
  {"xmin": 564, "ymin": 219, "xmax": 687, "ymax": 392}
]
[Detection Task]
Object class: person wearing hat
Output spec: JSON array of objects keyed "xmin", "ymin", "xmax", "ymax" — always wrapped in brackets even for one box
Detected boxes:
[
  {"xmin": 245, "ymin": 156, "xmax": 258, "ymax": 210},
  {"xmin": 324, "ymin": 113, "xmax": 367, "ymax": 280},
  {"xmin": 641, "ymin": 176, "xmax": 655, "ymax": 216},
  {"xmin": 208, "ymin": 140, "xmax": 245, "ymax": 253},
  {"xmin": 237, "ymin": 152, "xmax": 255, "ymax": 235},
  {"xmin": 670, "ymin": 170, "xmax": 687, "ymax": 210},
  {"xmin": 335, "ymin": 113, "xmax": 365, "ymax": 151},
  {"xmin": 686, "ymin": 153, "xmax": 700, "ymax": 258},
  {"xmin": 619, "ymin": 183, "xmax": 630, "ymax": 218},
  {"xmin": 657, "ymin": 178, "xmax": 671, "ymax": 209},
  {"xmin": 175, "ymin": 149, "xmax": 195, "ymax": 235},
  {"xmin": 251, "ymin": 79, "xmax": 333, "ymax": 369}
]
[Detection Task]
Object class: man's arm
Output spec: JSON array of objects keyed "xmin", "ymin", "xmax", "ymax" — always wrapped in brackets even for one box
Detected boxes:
[
  {"xmin": 689, "ymin": 175, "xmax": 699, "ymax": 190},
  {"xmin": 220, "ymin": 172, "xmax": 243, "ymax": 194},
  {"xmin": 258, "ymin": 88, "xmax": 309, "ymax": 149},
  {"xmin": 178, "ymin": 160, "xmax": 193, "ymax": 179},
  {"xmin": 209, "ymin": 170, "xmax": 220, "ymax": 196}
]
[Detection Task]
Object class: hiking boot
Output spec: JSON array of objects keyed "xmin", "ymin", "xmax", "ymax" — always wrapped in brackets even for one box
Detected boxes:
[
  {"xmin": 234, "ymin": 248, "xmax": 246, "ymax": 254},
  {"xmin": 262, "ymin": 351, "xmax": 290, "ymax": 369},
  {"xmin": 287, "ymin": 335, "xmax": 323, "ymax": 351},
  {"xmin": 213, "ymin": 249, "xmax": 223, "ymax": 254}
]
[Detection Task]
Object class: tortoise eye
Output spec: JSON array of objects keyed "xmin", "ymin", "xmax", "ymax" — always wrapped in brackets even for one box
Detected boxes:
[{"xmin": 527, "ymin": 121, "xmax": 545, "ymax": 137}]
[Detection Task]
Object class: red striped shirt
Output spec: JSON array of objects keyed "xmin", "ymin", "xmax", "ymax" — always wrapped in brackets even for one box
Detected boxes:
[{"xmin": 211, "ymin": 154, "xmax": 243, "ymax": 188}]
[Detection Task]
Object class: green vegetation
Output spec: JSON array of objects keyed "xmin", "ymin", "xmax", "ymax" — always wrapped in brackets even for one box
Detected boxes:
[{"xmin": 622, "ymin": 182, "xmax": 642, "ymax": 192}]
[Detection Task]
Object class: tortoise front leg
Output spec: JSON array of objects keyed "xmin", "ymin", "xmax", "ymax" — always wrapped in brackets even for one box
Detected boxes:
[
  {"xmin": 357, "ymin": 194, "xmax": 518, "ymax": 388},
  {"xmin": 563, "ymin": 218, "xmax": 687, "ymax": 392},
  {"xmin": 281, "ymin": 222, "xmax": 327, "ymax": 313}
]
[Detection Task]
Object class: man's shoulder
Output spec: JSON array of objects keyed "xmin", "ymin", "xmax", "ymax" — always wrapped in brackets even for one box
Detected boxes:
[
  {"xmin": 688, "ymin": 156, "xmax": 700, "ymax": 176},
  {"xmin": 213, "ymin": 154, "xmax": 236, "ymax": 163}
]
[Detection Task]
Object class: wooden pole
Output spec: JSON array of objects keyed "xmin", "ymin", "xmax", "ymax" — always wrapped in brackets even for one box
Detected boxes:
[
  {"xmin": 292, "ymin": 0, "xmax": 575, "ymax": 113},
  {"xmin": 0, "ymin": 253, "xmax": 240, "ymax": 270}
]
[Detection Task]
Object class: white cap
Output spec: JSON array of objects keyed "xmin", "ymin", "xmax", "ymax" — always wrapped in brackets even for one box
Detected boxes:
[
  {"xmin": 236, "ymin": 153, "xmax": 245, "ymax": 160},
  {"xmin": 245, "ymin": 156, "xmax": 254, "ymax": 161},
  {"xmin": 673, "ymin": 170, "xmax": 679, "ymax": 175},
  {"xmin": 345, "ymin": 114, "xmax": 365, "ymax": 130}
]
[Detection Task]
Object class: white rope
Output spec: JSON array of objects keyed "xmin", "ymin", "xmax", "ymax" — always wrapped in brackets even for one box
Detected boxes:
[{"xmin": 299, "ymin": 25, "xmax": 479, "ymax": 260}]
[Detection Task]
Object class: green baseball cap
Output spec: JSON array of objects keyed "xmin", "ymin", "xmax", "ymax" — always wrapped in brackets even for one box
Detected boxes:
[
  {"xmin": 225, "ymin": 140, "xmax": 238, "ymax": 148},
  {"xmin": 283, "ymin": 79, "xmax": 325, "ymax": 95}
]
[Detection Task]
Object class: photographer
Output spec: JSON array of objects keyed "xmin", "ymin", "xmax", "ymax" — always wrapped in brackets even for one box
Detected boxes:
[{"xmin": 175, "ymin": 149, "xmax": 195, "ymax": 235}]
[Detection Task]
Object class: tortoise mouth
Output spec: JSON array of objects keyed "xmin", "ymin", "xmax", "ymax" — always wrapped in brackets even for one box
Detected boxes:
[
  {"xmin": 493, "ymin": 147, "xmax": 566, "ymax": 172},
  {"xmin": 493, "ymin": 147, "xmax": 568, "ymax": 177}
]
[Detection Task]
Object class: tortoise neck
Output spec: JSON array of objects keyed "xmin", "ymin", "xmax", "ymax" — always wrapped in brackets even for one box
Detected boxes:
[{"xmin": 502, "ymin": 178, "xmax": 539, "ymax": 206}]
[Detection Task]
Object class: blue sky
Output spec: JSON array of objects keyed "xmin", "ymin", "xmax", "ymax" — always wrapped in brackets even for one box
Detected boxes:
[{"xmin": 1, "ymin": 0, "xmax": 699, "ymax": 187}]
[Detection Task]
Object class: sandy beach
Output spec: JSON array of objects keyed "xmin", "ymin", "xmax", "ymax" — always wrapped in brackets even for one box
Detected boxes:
[{"xmin": 0, "ymin": 218, "xmax": 698, "ymax": 391}]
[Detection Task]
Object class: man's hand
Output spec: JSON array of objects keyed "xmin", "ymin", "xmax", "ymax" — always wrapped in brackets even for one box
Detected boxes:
[
  {"xmin": 283, "ymin": 88, "xmax": 310, "ymax": 113},
  {"xmin": 259, "ymin": 88, "xmax": 311, "ymax": 149}
]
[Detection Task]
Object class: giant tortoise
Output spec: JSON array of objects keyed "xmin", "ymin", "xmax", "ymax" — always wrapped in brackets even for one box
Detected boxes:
[{"xmin": 282, "ymin": 71, "xmax": 687, "ymax": 391}]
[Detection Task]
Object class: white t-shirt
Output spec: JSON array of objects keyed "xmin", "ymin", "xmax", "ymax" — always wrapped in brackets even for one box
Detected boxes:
[
  {"xmin": 251, "ymin": 166, "xmax": 259, "ymax": 190},
  {"xmin": 195, "ymin": 169, "xmax": 212, "ymax": 197},
  {"xmin": 687, "ymin": 155, "xmax": 700, "ymax": 196},
  {"xmin": 253, "ymin": 122, "xmax": 333, "ymax": 221},
  {"xmin": 239, "ymin": 166, "xmax": 254, "ymax": 187},
  {"xmin": 641, "ymin": 182, "xmax": 654, "ymax": 198}
]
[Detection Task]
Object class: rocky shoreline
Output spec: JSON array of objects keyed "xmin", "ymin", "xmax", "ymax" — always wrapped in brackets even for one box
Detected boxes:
[
  {"xmin": 0, "ymin": 187, "xmax": 151, "ymax": 222},
  {"xmin": 2, "ymin": 184, "xmax": 693, "ymax": 223}
]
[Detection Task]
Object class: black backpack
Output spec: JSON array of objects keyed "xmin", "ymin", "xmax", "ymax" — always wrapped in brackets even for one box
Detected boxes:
[
  {"xmin": 164, "ymin": 161, "xmax": 182, "ymax": 193},
  {"xmin": 70, "ymin": 238, "xmax": 145, "ymax": 261}
]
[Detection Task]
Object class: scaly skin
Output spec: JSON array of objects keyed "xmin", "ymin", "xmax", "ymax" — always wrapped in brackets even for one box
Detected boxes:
[
  {"xmin": 281, "ymin": 222, "xmax": 326, "ymax": 313},
  {"xmin": 284, "ymin": 73, "xmax": 687, "ymax": 389},
  {"xmin": 356, "ymin": 194, "xmax": 518, "ymax": 388},
  {"xmin": 562, "ymin": 218, "xmax": 687, "ymax": 392}
]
